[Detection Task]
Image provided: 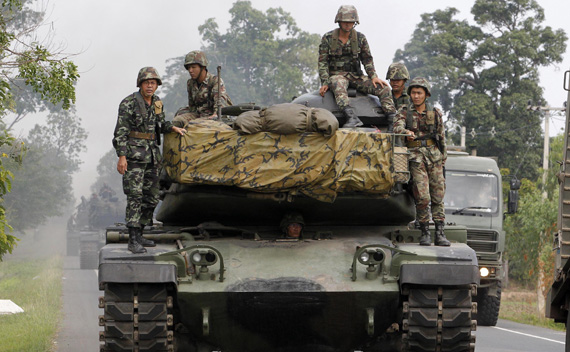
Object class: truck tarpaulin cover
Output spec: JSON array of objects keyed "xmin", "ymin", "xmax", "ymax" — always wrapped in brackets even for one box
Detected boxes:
[{"xmin": 163, "ymin": 119, "xmax": 395, "ymax": 202}]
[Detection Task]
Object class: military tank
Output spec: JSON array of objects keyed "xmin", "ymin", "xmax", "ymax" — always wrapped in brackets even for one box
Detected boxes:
[{"xmin": 98, "ymin": 91, "xmax": 479, "ymax": 352}]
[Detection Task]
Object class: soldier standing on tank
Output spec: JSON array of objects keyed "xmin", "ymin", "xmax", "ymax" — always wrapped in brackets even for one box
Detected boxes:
[
  {"xmin": 386, "ymin": 62, "xmax": 410, "ymax": 111},
  {"xmin": 113, "ymin": 67, "xmax": 186, "ymax": 254},
  {"xmin": 318, "ymin": 5, "xmax": 395, "ymax": 128},
  {"xmin": 393, "ymin": 77, "xmax": 450, "ymax": 247},
  {"xmin": 172, "ymin": 50, "xmax": 233, "ymax": 127}
]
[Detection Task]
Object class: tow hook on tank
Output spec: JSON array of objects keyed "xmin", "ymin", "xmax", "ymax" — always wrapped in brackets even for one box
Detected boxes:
[{"xmin": 352, "ymin": 245, "xmax": 387, "ymax": 281}]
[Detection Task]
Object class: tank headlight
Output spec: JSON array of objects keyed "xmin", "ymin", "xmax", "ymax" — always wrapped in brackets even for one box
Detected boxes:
[
  {"xmin": 480, "ymin": 267, "xmax": 490, "ymax": 278},
  {"xmin": 359, "ymin": 252, "xmax": 370, "ymax": 263},
  {"xmin": 192, "ymin": 252, "xmax": 202, "ymax": 263}
]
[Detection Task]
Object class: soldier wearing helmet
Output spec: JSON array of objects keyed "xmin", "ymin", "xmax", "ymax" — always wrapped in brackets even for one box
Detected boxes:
[
  {"xmin": 393, "ymin": 77, "xmax": 450, "ymax": 247},
  {"xmin": 280, "ymin": 212, "xmax": 305, "ymax": 239},
  {"xmin": 113, "ymin": 67, "xmax": 186, "ymax": 254},
  {"xmin": 386, "ymin": 62, "xmax": 410, "ymax": 110},
  {"xmin": 172, "ymin": 50, "xmax": 232, "ymax": 127},
  {"xmin": 318, "ymin": 5, "xmax": 395, "ymax": 128}
]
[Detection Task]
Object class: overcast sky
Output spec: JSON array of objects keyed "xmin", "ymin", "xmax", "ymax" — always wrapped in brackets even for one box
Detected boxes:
[{"xmin": 12, "ymin": 0, "xmax": 570, "ymax": 199}]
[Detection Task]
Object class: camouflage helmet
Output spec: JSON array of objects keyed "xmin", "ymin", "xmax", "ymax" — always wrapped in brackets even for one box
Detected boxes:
[
  {"xmin": 407, "ymin": 77, "xmax": 431, "ymax": 97},
  {"xmin": 386, "ymin": 63, "xmax": 410, "ymax": 80},
  {"xmin": 184, "ymin": 50, "xmax": 208, "ymax": 69},
  {"xmin": 280, "ymin": 212, "xmax": 305, "ymax": 234},
  {"xmin": 335, "ymin": 5, "xmax": 359, "ymax": 24},
  {"xmin": 136, "ymin": 67, "xmax": 162, "ymax": 87}
]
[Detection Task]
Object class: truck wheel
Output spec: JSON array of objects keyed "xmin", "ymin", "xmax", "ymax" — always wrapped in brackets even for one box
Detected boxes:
[
  {"xmin": 79, "ymin": 241, "xmax": 99, "ymax": 270},
  {"xmin": 475, "ymin": 281, "xmax": 501, "ymax": 326},
  {"xmin": 401, "ymin": 285, "xmax": 476, "ymax": 352},
  {"xmin": 100, "ymin": 283, "xmax": 175, "ymax": 352}
]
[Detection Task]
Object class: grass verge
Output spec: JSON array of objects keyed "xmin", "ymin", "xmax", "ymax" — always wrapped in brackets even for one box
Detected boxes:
[
  {"xmin": 0, "ymin": 256, "xmax": 63, "ymax": 352},
  {"xmin": 499, "ymin": 286, "xmax": 565, "ymax": 331}
]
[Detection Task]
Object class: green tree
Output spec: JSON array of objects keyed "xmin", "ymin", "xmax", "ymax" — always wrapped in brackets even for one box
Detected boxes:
[
  {"xmin": 394, "ymin": 0, "xmax": 567, "ymax": 180},
  {"xmin": 4, "ymin": 109, "xmax": 86, "ymax": 232},
  {"xmin": 91, "ymin": 148, "xmax": 125, "ymax": 202},
  {"xmin": 0, "ymin": 0, "xmax": 78, "ymax": 259},
  {"xmin": 160, "ymin": 0, "xmax": 320, "ymax": 117}
]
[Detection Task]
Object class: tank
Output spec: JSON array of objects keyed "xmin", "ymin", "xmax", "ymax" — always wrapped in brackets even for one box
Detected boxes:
[
  {"xmin": 98, "ymin": 91, "xmax": 479, "ymax": 352},
  {"xmin": 67, "ymin": 187, "xmax": 124, "ymax": 269}
]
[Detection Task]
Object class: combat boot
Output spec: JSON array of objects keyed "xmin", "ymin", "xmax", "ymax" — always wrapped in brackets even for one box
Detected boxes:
[
  {"xmin": 137, "ymin": 225, "xmax": 156, "ymax": 247},
  {"xmin": 128, "ymin": 227, "xmax": 146, "ymax": 254},
  {"xmin": 342, "ymin": 106, "xmax": 363, "ymax": 128},
  {"xmin": 434, "ymin": 221, "xmax": 451, "ymax": 246},
  {"xmin": 418, "ymin": 222, "xmax": 431, "ymax": 246}
]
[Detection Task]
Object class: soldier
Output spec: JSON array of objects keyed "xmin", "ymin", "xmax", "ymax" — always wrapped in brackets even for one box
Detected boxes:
[
  {"xmin": 318, "ymin": 5, "xmax": 395, "ymax": 128},
  {"xmin": 172, "ymin": 50, "xmax": 232, "ymax": 127},
  {"xmin": 113, "ymin": 67, "xmax": 186, "ymax": 254},
  {"xmin": 386, "ymin": 62, "xmax": 410, "ymax": 110},
  {"xmin": 280, "ymin": 212, "xmax": 305, "ymax": 239},
  {"xmin": 393, "ymin": 77, "xmax": 450, "ymax": 247}
]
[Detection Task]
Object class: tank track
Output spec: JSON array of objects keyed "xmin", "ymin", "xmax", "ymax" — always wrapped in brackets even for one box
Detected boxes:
[
  {"xmin": 401, "ymin": 285, "xmax": 476, "ymax": 352},
  {"xmin": 99, "ymin": 283, "xmax": 174, "ymax": 352},
  {"xmin": 474, "ymin": 280, "xmax": 501, "ymax": 326}
]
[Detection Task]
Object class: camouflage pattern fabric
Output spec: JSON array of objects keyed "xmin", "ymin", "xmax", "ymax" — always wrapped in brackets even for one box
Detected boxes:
[
  {"xmin": 393, "ymin": 91, "xmax": 410, "ymax": 111},
  {"xmin": 318, "ymin": 30, "xmax": 395, "ymax": 113},
  {"xmin": 318, "ymin": 29, "xmax": 376, "ymax": 86},
  {"xmin": 136, "ymin": 67, "xmax": 162, "ymax": 87},
  {"xmin": 113, "ymin": 91, "xmax": 174, "ymax": 228},
  {"xmin": 393, "ymin": 103, "xmax": 447, "ymax": 222},
  {"xmin": 335, "ymin": 5, "xmax": 359, "ymax": 23},
  {"xmin": 172, "ymin": 72, "xmax": 232, "ymax": 127},
  {"xmin": 163, "ymin": 119, "xmax": 399, "ymax": 203},
  {"xmin": 123, "ymin": 161, "xmax": 160, "ymax": 228},
  {"xmin": 385, "ymin": 63, "xmax": 409, "ymax": 80},
  {"xmin": 330, "ymin": 74, "xmax": 395, "ymax": 112}
]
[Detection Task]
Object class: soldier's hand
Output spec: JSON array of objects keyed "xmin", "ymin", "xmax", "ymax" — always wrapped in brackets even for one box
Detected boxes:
[
  {"xmin": 172, "ymin": 126, "xmax": 186, "ymax": 135},
  {"xmin": 117, "ymin": 156, "xmax": 127, "ymax": 175},
  {"xmin": 319, "ymin": 85, "xmax": 329, "ymax": 97},
  {"xmin": 372, "ymin": 77, "xmax": 388, "ymax": 89},
  {"xmin": 406, "ymin": 131, "xmax": 416, "ymax": 141}
]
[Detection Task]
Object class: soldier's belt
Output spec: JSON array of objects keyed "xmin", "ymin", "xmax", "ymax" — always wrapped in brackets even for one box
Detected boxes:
[
  {"xmin": 128, "ymin": 131, "xmax": 156, "ymax": 140},
  {"xmin": 407, "ymin": 139, "xmax": 435, "ymax": 148}
]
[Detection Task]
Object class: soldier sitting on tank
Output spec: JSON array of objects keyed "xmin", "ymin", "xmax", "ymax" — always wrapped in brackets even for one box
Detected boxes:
[
  {"xmin": 172, "ymin": 50, "xmax": 233, "ymax": 127},
  {"xmin": 318, "ymin": 5, "xmax": 395, "ymax": 128},
  {"xmin": 280, "ymin": 212, "xmax": 305, "ymax": 239},
  {"xmin": 393, "ymin": 77, "xmax": 450, "ymax": 247},
  {"xmin": 386, "ymin": 62, "xmax": 411, "ymax": 111}
]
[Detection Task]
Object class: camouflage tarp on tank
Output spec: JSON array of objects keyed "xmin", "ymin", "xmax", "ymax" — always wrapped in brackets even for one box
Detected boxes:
[{"xmin": 163, "ymin": 119, "xmax": 395, "ymax": 202}]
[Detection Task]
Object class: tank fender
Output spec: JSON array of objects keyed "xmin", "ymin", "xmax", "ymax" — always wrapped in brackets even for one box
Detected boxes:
[
  {"xmin": 98, "ymin": 263, "xmax": 177, "ymax": 288},
  {"xmin": 400, "ymin": 263, "xmax": 479, "ymax": 287}
]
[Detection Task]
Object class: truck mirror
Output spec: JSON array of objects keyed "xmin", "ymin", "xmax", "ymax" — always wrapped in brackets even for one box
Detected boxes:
[{"xmin": 507, "ymin": 178, "xmax": 521, "ymax": 214}]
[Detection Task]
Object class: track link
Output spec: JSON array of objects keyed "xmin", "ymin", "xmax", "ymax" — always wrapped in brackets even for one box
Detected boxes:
[
  {"xmin": 99, "ymin": 283, "xmax": 174, "ymax": 352},
  {"xmin": 402, "ymin": 286, "xmax": 476, "ymax": 352}
]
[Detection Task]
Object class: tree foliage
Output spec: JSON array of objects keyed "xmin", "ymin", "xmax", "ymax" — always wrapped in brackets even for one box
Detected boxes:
[
  {"xmin": 4, "ymin": 109, "xmax": 86, "ymax": 233},
  {"xmin": 394, "ymin": 0, "xmax": 567, "ymax": 180},
  {"xmin": 160, "ymin": 0, "xmax": 320, "ymax": 117},
  {"xmin": 0, "ymin": 0, "xmax": 79, "ymax": 260},
  {"xmin": 91, "ymin": 148, "xmax": 125, "ymax": 201}
]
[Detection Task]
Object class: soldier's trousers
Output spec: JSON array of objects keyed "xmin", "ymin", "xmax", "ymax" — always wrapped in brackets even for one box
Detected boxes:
[
  {"xmin": 410, "ymin": 157, "xmax": 445, "ymax": 223},
  {"xmin": 329, "ymin": 74, "xmax": 395, "ymax": 113},
  {"xmin": 122, "ymin": 160, "xmax": 160, "ymax": 228}
]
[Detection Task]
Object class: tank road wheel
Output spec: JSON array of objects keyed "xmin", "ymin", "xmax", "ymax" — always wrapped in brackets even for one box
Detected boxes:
[
  {"xmin": 79, "ymin": 241, "xmax": 99, "ymax": 270},
  {"xmin": 401, "ymin": 286, "xmax": 476, "ymax": 352},
  {"xmin": 474, "ymin": 281, "xmax": 501, "ymax": 326},
  {"xmin": 99, "ymin": 283, "xmax": 175, "ymax": 352}
]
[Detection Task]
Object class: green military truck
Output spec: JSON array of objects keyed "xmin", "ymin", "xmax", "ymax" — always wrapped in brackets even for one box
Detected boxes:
[{"xmin": 445, "ymin": 150, "xmax": 518, "ymax": 326}]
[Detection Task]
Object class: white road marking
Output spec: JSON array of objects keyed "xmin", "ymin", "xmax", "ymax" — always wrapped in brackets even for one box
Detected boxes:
[{"xmin": 493, "ymin": 326, "xmax": 564, "ymax": 344}]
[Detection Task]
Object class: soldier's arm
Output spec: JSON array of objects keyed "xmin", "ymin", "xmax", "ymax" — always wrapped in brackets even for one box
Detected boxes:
[
  {"xmin": 112, "ymin": 98, "xmax": 133, "ymax": 158},
  {"xmin": 393, "ymin": 108, "xmax": 415, "ymax": 139},
  {"xmin": 318, "ymin": 35, "xmax": 331, "ymax": 86},
  {"xmin": 436, "ymin": 108, "xmax": 447, "ymax": 162},
  {"xmin": 211, "ymin": 76, "xmax": 231, "ymax": 114},
  {"xmin": 359, "ymin": 34, "xmax": 377, "ymax": 80}
]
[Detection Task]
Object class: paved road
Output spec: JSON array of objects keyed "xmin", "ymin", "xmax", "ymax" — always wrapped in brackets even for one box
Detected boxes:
[{"xmin": 476, "ymin": 319, "xmax": 565, "ymax": 352}]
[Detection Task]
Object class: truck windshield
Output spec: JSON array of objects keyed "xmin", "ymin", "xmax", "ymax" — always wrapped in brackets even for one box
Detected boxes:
[{"xmin": 444, "ymin": 171, "xmax": 499, "ymax": 214}]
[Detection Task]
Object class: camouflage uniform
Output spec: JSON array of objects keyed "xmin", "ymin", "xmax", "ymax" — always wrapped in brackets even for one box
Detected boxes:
[
  {"xmin": 386, "ymin": 62, "xmax": 411, "ymax": 111},
  {"xmin": 173, "ymin": 50, "xmax": 232, "ymax": 126},
  {"xmin": 393, "ymin": 92, "xmax": 410, "ymax": 111},
  {"xmin": 318, "ymin": 30, "xmax": 395, "ymax": 113},
  {"xmin": 113, "ymin": 71, "xmax": 175, "ymax": 229},
  {"xmin": 393, "ymin": 102, "xmax": 447, "ymax": 224}
]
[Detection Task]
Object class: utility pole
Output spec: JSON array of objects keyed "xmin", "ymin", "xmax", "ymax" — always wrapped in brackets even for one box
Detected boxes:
[{"xmin": 527, "ymin": 101, "xmax": 566, "ymax": 195}]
